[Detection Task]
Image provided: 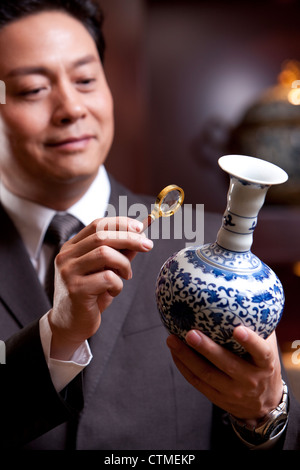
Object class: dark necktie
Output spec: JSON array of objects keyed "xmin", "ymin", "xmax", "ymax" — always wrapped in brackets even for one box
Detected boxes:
[{"xmin": 44, "ymin": 213, "xmax": 84, "ymax": 303}]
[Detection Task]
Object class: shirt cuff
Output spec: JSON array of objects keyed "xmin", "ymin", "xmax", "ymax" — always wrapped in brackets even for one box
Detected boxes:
[{"xmin": 39, "ymin": 312, "xmax": 93, "ymax": 393}]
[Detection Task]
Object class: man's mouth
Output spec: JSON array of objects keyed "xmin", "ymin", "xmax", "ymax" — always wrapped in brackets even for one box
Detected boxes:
[{"xmin": 45, "ymin": 135, "xmax": 95, "ymax": 151}]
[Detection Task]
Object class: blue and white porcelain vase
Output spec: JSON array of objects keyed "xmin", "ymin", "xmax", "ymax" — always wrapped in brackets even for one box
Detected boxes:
[{"xmin": 155, "ymin": 154, "xmax": 288, "ymax": 355}]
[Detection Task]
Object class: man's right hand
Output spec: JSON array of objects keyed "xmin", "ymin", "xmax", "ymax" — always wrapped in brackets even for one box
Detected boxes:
[{"xmin": 48, "ymin": 217, "xmax": 153, "ymax": 360}]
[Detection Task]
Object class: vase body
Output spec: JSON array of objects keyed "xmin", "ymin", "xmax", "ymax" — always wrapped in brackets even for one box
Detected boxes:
[{"xmin": 155, "ymin": 155, "xmax": 288, "ymax": 355}]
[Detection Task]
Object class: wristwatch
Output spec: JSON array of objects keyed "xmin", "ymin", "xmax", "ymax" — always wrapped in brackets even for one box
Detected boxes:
[{"xmin": 230, "ymin": 380, "xmax": 289, "ymax": 448}]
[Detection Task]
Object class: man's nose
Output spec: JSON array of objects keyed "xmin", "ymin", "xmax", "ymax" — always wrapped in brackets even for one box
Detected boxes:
[{"xmin": 51, "ymin": 83, "xmax": 87, "ymax": 125}]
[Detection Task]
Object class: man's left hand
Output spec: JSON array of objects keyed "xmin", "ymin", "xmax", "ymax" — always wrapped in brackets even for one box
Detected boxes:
[{"xmin": 166, "ymin": 326, "xmax": 283, "ymax": 424}]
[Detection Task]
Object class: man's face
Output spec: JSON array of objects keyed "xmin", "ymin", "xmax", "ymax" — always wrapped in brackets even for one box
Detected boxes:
[{"xmin": 0, "ymin": 11, "xmax": 114, "ymax": 207}]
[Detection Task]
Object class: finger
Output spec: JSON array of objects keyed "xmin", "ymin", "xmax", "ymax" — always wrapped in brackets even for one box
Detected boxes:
[
  {"xmin": 232, "ymin": 326, "xmax": 277, "ymax": 369},
  {"xmin": 66, "ymin": 268, "xmax": 124, "ymax": 301},
  {"xmin": 122, "ymin": 249, "xmax": 138, "ymax": 263},
  {"xmin": 62, "ymin": 230, "xmax": 153, "ymax": 259},
  {"xmin": 68, "ymin": 217, "xmax": 144, "ymax": 244},
  {"xmin": 96, "ymin": 216, "xmax": 144, "ymax": 233},
  {"xmin": 184, "ymin": 329, "xmax": 249, "ymax": 380},
  {"xmin": 65, "ymin": 219, "xmax": 101, "ymax": 244},
  {"xmin": 169, "ymin": 346, "xmax": 240, "ymax": 416},
  {"xmin": 166, "ymin": 334, "xmax": 230, "ymax": 390},
  {"xmin": 66, "ymin": 244, "xmax": 133, "ymax": 280},
  {"xmin": 84, "ymin": 269, "xmax": 124, "ymax": 298},
  {"xmin": 96, "ymin": 229, "xmax": 151, "ymax": 248}
]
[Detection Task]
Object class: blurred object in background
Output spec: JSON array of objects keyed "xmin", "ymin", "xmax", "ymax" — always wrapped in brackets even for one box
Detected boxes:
[{"xmin": 229, "ymin": 60, "xmax": 300, "ymax": 206}]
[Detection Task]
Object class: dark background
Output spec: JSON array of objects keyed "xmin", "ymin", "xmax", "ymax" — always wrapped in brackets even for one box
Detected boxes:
[{"xmin": 99, "ymin": 0, "xmax": 300, "ymax": 355}]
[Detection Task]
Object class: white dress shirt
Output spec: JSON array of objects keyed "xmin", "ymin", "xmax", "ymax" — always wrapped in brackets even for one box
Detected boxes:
[{"xmin": 0, "ymin": 166, "xmax": 111, "ymax": 391}]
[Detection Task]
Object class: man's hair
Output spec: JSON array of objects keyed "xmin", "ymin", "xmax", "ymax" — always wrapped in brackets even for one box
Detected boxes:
[{"xmin": 0, "ymin": 0, "xmax": 106, "ymax": 61}]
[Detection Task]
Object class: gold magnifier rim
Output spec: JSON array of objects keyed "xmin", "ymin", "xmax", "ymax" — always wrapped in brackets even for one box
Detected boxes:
[{"xmin": 154, "ymin": 184, "xmax": 185, "ymax": 217}]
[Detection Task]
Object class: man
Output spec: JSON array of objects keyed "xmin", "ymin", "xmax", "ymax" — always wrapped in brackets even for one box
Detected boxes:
[{"xmin": 0, "ymin": 0, "xmax": 299, "ymax": 450}]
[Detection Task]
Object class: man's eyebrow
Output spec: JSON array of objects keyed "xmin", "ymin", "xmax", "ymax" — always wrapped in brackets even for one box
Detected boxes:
[
  {"xmin": 73, "ymin": 54, "xmax": 98, "ymax": 68},
  {"xmin": 5, "ymin": 66, "xmax": 48, "ymax": 78},
  {"xmin": 5, "ymin": 54, "xmax": 99, "ymax": 78}
]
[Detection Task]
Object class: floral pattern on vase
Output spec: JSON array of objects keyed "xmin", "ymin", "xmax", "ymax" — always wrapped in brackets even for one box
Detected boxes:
[{"xmin": 156, "ymin": 245, "xmax": 285, "ymax": 355}]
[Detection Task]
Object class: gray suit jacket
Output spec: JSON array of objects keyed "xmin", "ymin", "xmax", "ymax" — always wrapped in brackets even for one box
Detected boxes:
[{"xmin": 0, "ymin": 177, "xmax": 299, "ymax": 450}]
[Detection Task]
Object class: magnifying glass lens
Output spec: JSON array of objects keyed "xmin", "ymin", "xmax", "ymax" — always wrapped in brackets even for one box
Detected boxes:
[
  {"xmin": 160, "ymin": 189, "xmax": 182, "ymax": 215},
  {"xmin": 141, "ymin": 184, "xmax": 184, "ymax": 231}
]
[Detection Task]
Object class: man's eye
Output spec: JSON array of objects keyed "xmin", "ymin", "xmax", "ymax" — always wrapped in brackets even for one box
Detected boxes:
[
  {"xmin": 20, "ymin": 87, "xmax": 47, "ymax": 96},
  {"xmin": 77, "ymin": 78, "xmax": 96, "ymax": 86}
]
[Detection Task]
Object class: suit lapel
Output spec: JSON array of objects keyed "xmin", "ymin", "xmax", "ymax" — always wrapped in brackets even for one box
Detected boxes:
[{"xmin": 0, "ymin": 204, "xmax": 50, "ymax": 327}]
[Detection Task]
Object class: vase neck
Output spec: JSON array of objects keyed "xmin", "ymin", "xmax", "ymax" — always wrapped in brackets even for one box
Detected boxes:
[{"xmin": 216, "ymin": 176, "xmax": 269, "ymax": 252}]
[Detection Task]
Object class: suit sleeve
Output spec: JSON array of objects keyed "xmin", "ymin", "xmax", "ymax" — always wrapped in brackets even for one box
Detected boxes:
[
  {"xmin": 282, "ymin": 389, "xmax": 300, "ymax": 449},
  {"xmin": 0, "ymin": 320, "xmax": 84, "ymax": 449}
]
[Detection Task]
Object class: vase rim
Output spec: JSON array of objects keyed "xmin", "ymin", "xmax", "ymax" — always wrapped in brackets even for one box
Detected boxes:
[{"xmin": 218, "ymin": 154, "xmax": 288, "ymax": 186}]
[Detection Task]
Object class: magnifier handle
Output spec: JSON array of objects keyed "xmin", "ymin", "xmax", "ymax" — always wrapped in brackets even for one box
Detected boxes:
[{"xmin": 141, "ymin": 214, "xmax": 155, "ymax": 232}]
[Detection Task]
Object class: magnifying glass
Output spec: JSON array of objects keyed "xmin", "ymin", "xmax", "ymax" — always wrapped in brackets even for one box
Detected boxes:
[{"xmin": 142, "ymin": 184, "xmax": 185, "ymax": 232}]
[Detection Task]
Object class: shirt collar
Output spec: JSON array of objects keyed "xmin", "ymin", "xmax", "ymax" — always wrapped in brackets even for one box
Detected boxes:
[{"xmin": 0, "ymin": 166, "xmax": 111, "ymax": 262}]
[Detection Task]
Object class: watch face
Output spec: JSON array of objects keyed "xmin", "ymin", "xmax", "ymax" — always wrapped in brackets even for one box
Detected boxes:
[{"xmin": 264, "ymin": 414, "xmax": 288, "ymax": 439}]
